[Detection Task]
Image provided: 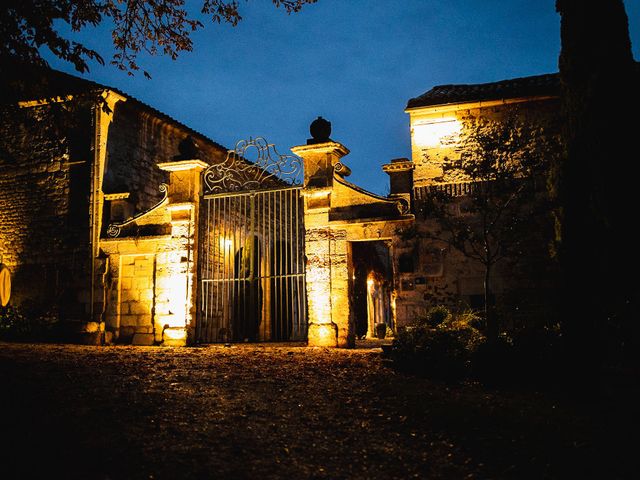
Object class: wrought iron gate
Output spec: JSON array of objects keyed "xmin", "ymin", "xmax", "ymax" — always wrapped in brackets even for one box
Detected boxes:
[{"xmin": 197, "ymin": 138, "xmax": 307, "ymax": 343}]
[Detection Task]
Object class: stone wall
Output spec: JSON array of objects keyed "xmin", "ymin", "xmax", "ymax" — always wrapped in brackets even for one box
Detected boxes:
[
  {"xmin": 101, "ymin": 229, "xmax": 195, "ymax": 346},
  {"xmin": 0, "ymin": 102, "xmax": 94, "ymax": 323},
  {"xmin": 103, "ymin": 101, "xmax": 227, "ymax": 212},
  {"xmin": 295, "ymin": 140, "xmax": 414, "ymax": 347},
  {"xmin": 1, "ymin": 89, "xmax": 229, "ymax": 343},
  {"xmin": 401, "ymin": 97, "xmax": 561, "ymax": 325},
  {"xmin": 95, "ymin": 98, "xmax": 228, "ymax": 345},
  {"xmin": 409, "ymin": 98, "xmax": 560, "ymax": 187},
  {"xmin": 100, "ymin": 161, "xmax": 206, "ymax": 346}
]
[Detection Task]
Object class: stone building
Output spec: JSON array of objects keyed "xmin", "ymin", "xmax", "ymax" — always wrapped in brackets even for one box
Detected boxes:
[
  {"xmin": 0, "ymin": 70, "xmax": 561, "ymax": 347},
  {"xmin": 399, "ymin": 73, "xmax": 561, "ymax": 326},
  {"xmin": 293, "ymin": 74, "xmax": 560, "ymax": 345},
  {"xmin": 0, "ymin": 70, "xmax": 229, "ymax": 344}
]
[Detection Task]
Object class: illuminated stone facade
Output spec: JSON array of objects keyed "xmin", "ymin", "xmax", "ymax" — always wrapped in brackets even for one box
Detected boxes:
[
  {"xmin": 292, "ymin": 141, "xmax": 412, "ymax": 347},
  {"xmin": 100, "ymin": 161, "xmax": 207, "ymax": 346},
  {"xmin": 295, "ymin": 74, "xmax": 561, "ymax": 343},
  {"xmin": 399, "ymin": 74, "xmax": 561, "ymax": 325},
  {"xmin": 0, "ymin": 72, "xmax": 228, "ymax": 345},
  {"xmin": 1, "ymin": 71, "xmax": 561, "ymax": 346}
]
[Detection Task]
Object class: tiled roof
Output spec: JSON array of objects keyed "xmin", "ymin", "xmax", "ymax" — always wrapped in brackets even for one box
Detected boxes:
[
  {"xmin": 14, "ymin": 67, "xmax": 228, "ymax": 151},
  {"xmin": 407, "ymin": 72, "xmax": 560, "ymax": 109}
]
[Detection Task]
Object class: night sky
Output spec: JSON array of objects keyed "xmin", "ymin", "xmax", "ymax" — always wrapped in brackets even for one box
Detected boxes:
[{"xmin": 44, "ymin": 0, "xmax": 640, "ymax": 194}]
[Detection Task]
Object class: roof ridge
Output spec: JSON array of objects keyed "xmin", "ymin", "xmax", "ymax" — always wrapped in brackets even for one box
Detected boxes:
[
  {"xmin": 429, "ymin": 72, "xmax": 558, "ymax": 91},
  {"xmin": 32, "ymin": 68, "xmax": 229, "ymax": 152},
  {"xmin": 407, "ymin": 71, "xmax": 560, "ymax": 110}
]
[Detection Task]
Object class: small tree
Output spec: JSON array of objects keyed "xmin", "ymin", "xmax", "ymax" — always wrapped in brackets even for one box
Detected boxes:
[{"xmin": 419, "ymin": 110, "xmax": 559, "ymax": 340}]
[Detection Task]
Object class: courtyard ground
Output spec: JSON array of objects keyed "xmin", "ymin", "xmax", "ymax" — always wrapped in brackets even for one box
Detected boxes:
[{"xmin": 0, "ymin": 342, "xmax": 636, "ymax": 479}]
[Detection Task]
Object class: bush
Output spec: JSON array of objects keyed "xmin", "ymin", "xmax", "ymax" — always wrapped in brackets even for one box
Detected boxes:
[
  {"xmin": 0, "ymin": 301, "xmax": 59, "ymax": 341},
  {"xmin": 472, "ymin": 324, "xmax": 565, "ymax": 387},
  {"xmin": 391, "ymin": 306, "xmax": 485, "ymax": 381},
  {"xmin": 422, "ymin": 305, "xmax": 451, "ymax": 328},
  {"xmin": 471, "ymin": 334, "xmax": 516, "ymax": 386}
]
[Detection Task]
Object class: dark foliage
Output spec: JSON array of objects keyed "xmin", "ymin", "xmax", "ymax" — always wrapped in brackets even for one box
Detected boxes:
[
  {"xmin": 390, "ymin": 305, "xmax": 568, "ymax": 388},
  {"xmin": 1, "ymin": 0, "xmax": 316, "ymax": 110},
  {"xmin": 1, "ymin": 1, "xmax": 316, "ymax": 79},
  {"xmin": 473, "ymin": 324, "xmax": 565, "ymax": 387},
  {"xmin": 390, "ymin": 306, "xmax": 485, "ymax": 381},
  {"xmin": 419, "ymin": 111, "xmax": 559, "ymax": 340},
  {"xmin": 554, "ymin": 0, "xmax": 640, "ymax": 372},
  {"xmin": 0, "ymin": 301, "xmax": 59, "ymax": 341}
]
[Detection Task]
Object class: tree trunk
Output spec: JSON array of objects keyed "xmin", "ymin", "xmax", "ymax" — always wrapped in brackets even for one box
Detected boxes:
[
  {"xmin": 555, "ymin": 0, "xmax": 639, "ymax": 370},
  {"xmin": 484, "ymin": 263, "xmax": 498, "ymax": 341}
]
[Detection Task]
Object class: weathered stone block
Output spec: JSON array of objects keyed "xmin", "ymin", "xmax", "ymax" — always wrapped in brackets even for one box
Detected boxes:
[
  {"xmin": 120, "ymin": 314, "xmax": 138, "ymax": 327},
  {"xmin": 307, "ymin": 322, "xmax": 338, "ymax": 347},
  {"xmin": 138, "ymin": 288, "xmax": 154, "ymax": 302},
  {"xmin": 132, "ymin": 333, "xmax": 155, "ymax": 346},
  {"xmin": 120, "ymin": 289, "xmax": 138, "ymax": 302},
  {"xmin": 132, "ymin": 278, "xmax": 150, "ymax": 290},
  {"xmin": 121, "ymin": 265, "xmax": 135, "ymax": 278},
  {"xmin": 162, "ymin": 327, "xmax": 187, "ymax": 347},
  {"xmin": 118, "ymin": 325, "xmax": 134, "ymax": 338}
]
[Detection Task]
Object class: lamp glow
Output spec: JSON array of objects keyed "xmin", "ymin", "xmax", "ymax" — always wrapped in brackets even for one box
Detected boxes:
[{"xmin": 413, "ymin": 119, "xmax": 461, "ymax": 148}]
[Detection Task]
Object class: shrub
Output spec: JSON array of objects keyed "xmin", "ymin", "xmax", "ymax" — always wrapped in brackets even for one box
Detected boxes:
[
  {"xmin": 471, "ymin": 334, "xmax": 516, "ymax": 386},
  {"xmin": 0, "ymin": 301, "xmax": 59, "ymax": 341},
  {"xmin": 472, "ymin": 324, "xmax": 565, "ymax": 387},
  {"xmin": 391, "ymin": 306, "xmax": 485, "ymax": 380},
  {"xmin": 422, "ymin": 305, "xmax": 452, "ymax": 328}
]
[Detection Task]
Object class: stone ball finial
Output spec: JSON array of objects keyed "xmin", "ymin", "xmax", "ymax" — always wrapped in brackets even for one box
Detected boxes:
[
  {"xmin": 310, "ymin": 116, "xmax": 331, "ymax": 142},
  {"xmin": 176, "ymin": 135, "xmax": 199, "ymax": 160}
]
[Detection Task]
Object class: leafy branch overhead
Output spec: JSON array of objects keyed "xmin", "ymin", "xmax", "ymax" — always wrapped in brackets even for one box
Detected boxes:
[{"xmin": 1, "ymin": 0, "xmax": 317, "ymax": 78}]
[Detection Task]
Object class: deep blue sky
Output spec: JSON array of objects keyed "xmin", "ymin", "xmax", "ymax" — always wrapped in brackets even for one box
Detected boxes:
[{"xmin": 45, "ymin": 0, "xmax": 640, "ymax": 194}]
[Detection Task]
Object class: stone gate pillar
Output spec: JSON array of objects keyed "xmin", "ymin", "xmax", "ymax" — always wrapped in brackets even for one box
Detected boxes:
[
  {"xmin": 292, "ymin": 118, "xmax": 354, "ymax": 347},
  {"xmin": 157, "ymin": 159, "xmax": 208, "ymax": 346}
]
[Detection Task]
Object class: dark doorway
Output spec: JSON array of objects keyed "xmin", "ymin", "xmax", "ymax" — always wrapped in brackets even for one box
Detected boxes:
[
  {"xmin": 350, "ymin": 241, "xmax": 393, "ymax": 338},
  {"xmin": 233, "ymin": 235, "xmax": 262, "ymax": 341}
]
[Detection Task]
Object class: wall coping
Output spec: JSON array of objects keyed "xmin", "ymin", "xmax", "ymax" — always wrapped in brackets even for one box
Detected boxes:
[
  {"xmin": 158, "ymin": 159, "xmax": 209, "ymax": 172},
  {"xmin": 291, "ymin": 141, "xmax": 350, "ymax": 157}
]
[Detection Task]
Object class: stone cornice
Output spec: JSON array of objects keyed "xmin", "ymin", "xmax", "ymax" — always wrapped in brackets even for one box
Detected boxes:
[
  {"xmin": 291, "ymin": 141, "xmax": 350, "ymax": 157},
  {"xmin": 157, "ymin": 159, "xmax": 209, "ymax": 172}
]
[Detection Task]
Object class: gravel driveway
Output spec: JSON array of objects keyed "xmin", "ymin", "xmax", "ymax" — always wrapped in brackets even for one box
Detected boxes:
[{"xmin": 0, "ymin": 343, "xmax": 633, "ymax": 479}]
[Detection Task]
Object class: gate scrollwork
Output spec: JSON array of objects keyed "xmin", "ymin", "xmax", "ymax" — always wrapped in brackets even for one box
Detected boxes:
[{"xmin": 203, "ymin": 137, "xmax": 303, "ymax": 195}]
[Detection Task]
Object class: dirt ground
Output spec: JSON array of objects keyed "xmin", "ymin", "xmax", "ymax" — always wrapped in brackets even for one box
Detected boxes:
[{"xmin": 0, "ymin": 342, "xmax": 635, "ymax": 479}]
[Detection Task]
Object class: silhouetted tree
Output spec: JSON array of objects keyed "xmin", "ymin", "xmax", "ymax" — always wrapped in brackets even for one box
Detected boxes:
[{"xmin": 554, "ymin": 0, "xmax": 639, "ymax": 368}]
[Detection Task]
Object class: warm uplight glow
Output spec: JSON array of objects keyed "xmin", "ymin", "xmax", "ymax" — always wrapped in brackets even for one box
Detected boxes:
[
  {"xmin": 316, "ymin": 323, "xmax": 333, "ymax": 340},
  {"xmin": 163, "ymin": 327, "xmax": 187, "ymax": 341},
  {"xmin": 306, "ymin": 189, "xmax": 331, "ymax": 199},
  {"xmin": 306, "ymin": 266, "xmax": 332, "ymax": 323},
  {"xmin": 219, "ymin": 236, "xmax": 233, "ymax": 251},
  {"xmin": 308, "ymin": 322, "xmax": 337, "ymax": 347},
  {"xmin": 412, "ymin": 119, "xmax": 461, "ymax": 148},
  {"xmin": 165, "ymin": 274, "xmax": 187, "ymax": 327}
]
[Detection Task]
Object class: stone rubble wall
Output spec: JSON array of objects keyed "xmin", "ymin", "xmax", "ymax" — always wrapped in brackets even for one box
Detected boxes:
[
  {"xmin": 410, "ymin": 99, "xmax": 560, "ymax": 187},
  {"xmin": 403, "ymin": 99, "xmax": 562, "ymax": 326},
  {"xmin": 0, "ymin": 103, "xmax": 94, "ymax": 323}
]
